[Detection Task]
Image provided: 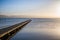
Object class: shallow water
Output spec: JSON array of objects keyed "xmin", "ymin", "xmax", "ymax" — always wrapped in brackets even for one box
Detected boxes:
[{"xmin": 0, "ymin": 18, "xmax": 60, "ymax": 40}]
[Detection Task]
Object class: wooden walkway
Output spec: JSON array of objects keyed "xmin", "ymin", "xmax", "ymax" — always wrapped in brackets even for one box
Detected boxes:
[{"xmin": 0, "ymin": 19, "xmax": 31, "ymax": 40}]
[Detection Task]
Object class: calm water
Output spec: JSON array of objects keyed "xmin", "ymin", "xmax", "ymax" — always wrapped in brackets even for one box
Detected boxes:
[{"xmin": 0, "ymin": 18, "xmax": 60, "ymax": 40}]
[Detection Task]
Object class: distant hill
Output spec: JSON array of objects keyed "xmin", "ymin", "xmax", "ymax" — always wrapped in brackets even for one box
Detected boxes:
[
  {"xmin": 0, "ymin": 15, "xmax": 9, "ymax": 18},
  {"xmin": 0, "ymin": 15, "xmax": 32, "ymax": 18}
]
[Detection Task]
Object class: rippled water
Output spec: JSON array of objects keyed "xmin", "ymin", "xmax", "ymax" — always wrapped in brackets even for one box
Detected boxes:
[{"xmin": 0, "ymin": 18, "xmax": 60, "ymax": 40}]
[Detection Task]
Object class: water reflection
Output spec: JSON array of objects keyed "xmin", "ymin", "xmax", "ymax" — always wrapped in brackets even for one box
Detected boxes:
[{"xmin": 10, "ymin": 18, "xmax": 60, "ymax": 40}]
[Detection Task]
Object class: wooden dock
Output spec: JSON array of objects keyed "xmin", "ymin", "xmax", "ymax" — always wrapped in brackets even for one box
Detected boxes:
[{"xmin": 0, "ymin": 19, "xmax": 31, "ymax": 40}]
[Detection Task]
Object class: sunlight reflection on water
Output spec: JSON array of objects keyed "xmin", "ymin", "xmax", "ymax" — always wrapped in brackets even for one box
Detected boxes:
[
  {"xmin": 0, "ymin": 18, "xmax": 60, "ymax": 40},
  {"xmin": 10, "ymin": 18, "xmax": 60, "ymax": 40}
]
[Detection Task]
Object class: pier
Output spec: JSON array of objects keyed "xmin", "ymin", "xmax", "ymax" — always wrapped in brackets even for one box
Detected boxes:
[{"xmin": 0, "ymin": 19, "xmax": 31, "ymax": 40}]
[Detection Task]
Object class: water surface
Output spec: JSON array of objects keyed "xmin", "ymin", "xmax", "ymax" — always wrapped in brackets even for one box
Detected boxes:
[{"xmin": 0, "ymin": 18, "xmax": 60, "ymax": 40}]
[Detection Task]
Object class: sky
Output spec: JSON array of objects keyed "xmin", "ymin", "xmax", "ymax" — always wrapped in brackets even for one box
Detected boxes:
[{"xmin": 0, "ymin": 0, "xmax": 60, "ymax": 18}]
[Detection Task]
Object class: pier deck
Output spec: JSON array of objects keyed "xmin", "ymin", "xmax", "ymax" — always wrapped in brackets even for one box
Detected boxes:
[{"xmin": 0, "ymin": 19, "xmax": 31, "ymax": 40}]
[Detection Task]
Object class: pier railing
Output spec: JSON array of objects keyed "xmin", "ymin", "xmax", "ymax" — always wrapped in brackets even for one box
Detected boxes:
[{"xmin": 0, "ymin": 19, "xmax": 31, "ymax": 40}]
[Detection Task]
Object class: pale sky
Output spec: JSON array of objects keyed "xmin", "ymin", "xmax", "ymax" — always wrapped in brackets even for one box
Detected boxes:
[{"xmin": 0, "ymin": 0, "xmax": 60, "ymax": 18}]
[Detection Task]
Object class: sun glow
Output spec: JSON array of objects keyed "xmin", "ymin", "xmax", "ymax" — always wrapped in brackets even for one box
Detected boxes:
[{"xmin": 56, "ymin": 2, "xmax": 60, "ymax": 17}]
